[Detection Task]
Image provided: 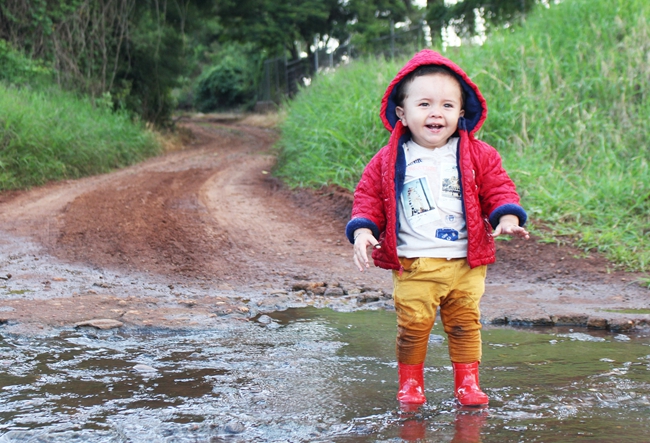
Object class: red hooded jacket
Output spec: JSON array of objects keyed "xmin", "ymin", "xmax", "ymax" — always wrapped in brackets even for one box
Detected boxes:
[{"xmin": 345, "ymin": 50, "xmax": 527, "ymax": 270}]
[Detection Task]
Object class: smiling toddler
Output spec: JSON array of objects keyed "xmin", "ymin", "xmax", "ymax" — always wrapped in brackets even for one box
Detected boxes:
[{"xmin": 346, "ymin": 50, "xmax": 529, "ymax": 407}]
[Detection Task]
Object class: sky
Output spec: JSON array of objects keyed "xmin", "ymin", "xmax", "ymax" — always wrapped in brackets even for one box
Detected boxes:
[{"xmin": 412, "ymin": 0, "xmax": 461, "ymax": 9}]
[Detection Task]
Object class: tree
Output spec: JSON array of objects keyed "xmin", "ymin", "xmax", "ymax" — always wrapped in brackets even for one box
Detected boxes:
[
  {"xmin": 216, "ymin": 0, "xmax": 413, "ymax": 59},
  {"xmin": 193, "ymin": 42, "xmax": 260, "ymax": 111},
  {"xmin": 0, "ymin": 0, "xmax": 215, "ymax": 125},
  {"xmin": 217, "ymin": 0, "xmax": 338, "ymax": 59},
  {"xmin": 426, "ymin": 0, "xmax": 536, "ymax": 41},
  {"xmin": 340, "ymin": 0, "xmax": 413, "ymax": 54}
]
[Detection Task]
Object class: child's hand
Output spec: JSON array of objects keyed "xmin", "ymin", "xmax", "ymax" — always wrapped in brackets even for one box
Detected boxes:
[
  {"xmin": 492, "ymin": 214, "xmax": 530, "ymax": 240},
  {"xmin": 353, "ymin": 229, "xmax": 380, "ymax": 272}
]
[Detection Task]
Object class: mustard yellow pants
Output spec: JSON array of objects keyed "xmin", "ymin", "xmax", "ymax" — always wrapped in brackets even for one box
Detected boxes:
[{"xmin": 392, "ymin": 257, "xmax": 486, "ymax": 365}]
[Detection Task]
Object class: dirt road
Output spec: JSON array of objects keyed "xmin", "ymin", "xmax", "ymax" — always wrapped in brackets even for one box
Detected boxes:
[{"xmin": 0, "ymin": 118, "xmax": 648, "ymax": 334}]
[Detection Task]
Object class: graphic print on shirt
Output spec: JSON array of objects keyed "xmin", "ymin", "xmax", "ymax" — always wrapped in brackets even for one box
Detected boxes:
[
  {"xmin": 400, "ymin": 176, "xmax": 441, "ymax": 228},
  {"xmin": 439, "ymin": 162, "xmax": 462, "ymax": 207},
  {"xmin": 435, "ymin": 162, "xmax": 463, "ymax": 240},
  {"xmin": 397, "ymin": 139, "xmax": 468, "ymax": 257}
]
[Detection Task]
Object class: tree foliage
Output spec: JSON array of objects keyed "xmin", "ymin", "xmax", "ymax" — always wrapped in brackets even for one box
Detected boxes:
[
  {"xmin": 193, "ymin": 42, "xmax": 261, "ymax": 112},
  {"xmin": 426, "ymin": 0, "xmax": 536, "ymax": 39},
  {"xmin": 0, "ymin": 0, "xmax": 541, "ymax": 120},
  {"xmin": 216, "ymin": 0, "xmax": 414, "ymax": 59},
  {"xmin": 216, "ymin": 0, "xmax": 332, "ymax": 59},
  {"xmin": 0, "ymin": 0, "xmax": 213, "ymax": 125},
  {"xmin": 0, "ymin": 39, "xmax": 51, "ymax": 85},
  {"xmin": 342, "ymin": 0, "xmax": 413, "ymax": 52}
]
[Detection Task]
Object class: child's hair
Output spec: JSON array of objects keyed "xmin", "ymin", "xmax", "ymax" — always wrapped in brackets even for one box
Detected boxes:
[{"xmin": 394, "ymin": 65, "xmax": 466, "ymax": 109}]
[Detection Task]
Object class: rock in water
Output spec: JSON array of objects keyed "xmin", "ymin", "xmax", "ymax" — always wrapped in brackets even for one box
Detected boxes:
[
  {"xmin": 74, "ymin": 318, "xmax": 124, "ymax": 330},
  {"xmin": 132, "ymin": 364, "xmax": 158, "ymax": 373},
  {"xmin": 225, "ymin": 421, "xmax": 245, "ymax": 434}
]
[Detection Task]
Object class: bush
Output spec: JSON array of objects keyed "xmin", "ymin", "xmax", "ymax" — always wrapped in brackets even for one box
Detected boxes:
[
  {"xmin": 0, "ymin": 39, "xmax": 51, "ymax": 85},
  {"xmin": 194, "ymin": 44, "xmax": 261, "ymax": 112}
]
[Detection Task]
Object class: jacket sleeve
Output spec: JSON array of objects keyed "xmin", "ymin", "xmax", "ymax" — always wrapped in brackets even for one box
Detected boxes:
[
  {"xmin": 474, "ymin": 141, "xmax": 527, "ymax": 229},
  {"xmin": 345, "ymin": 149, "xmax": 388, "ymax": 243}
]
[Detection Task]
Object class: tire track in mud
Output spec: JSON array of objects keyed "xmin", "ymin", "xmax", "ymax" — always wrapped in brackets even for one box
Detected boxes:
[
  {"xmin": 0, "ymin": 119, "xmax": 390, "ymax": 333},
  {"xmin": 50, "ymin": 120, "xmax": 388, "ymax": 288}
]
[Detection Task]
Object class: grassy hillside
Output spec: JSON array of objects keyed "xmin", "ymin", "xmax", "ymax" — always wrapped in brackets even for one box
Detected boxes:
[
  {"xmin": 276, "ymin": 0, "xmax": 650, "ymax": 274},
  {"xmin": 0, "ymin": 42, "xmax": 161, "ymax": 190},
  {"xmin": 0, "ymin": 85, "xmax": 161, "ymax": 190}
]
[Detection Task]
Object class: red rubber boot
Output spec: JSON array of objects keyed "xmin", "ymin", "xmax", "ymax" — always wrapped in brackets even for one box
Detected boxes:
[
  {"xmin": 397, "ymin": 362, "xmax": 426, "ymax": 404},
  {"xmin": 453, "ymin": 362, "xmax": 489, "ymax": 406}
]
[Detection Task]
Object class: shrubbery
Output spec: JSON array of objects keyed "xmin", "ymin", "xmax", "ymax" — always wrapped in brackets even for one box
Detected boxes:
[
  {"xmin": 0, "ymin": 40, "xmax": 51, "ymax": 85},
  {"xmin": 193, "ymin": 44, "xmax": 261, "ymax": 112}
]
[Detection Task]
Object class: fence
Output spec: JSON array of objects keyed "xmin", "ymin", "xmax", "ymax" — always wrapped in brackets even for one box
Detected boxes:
[{"xmin": 257, "ymin": 23, "xmax": 428, "ymax": 105}]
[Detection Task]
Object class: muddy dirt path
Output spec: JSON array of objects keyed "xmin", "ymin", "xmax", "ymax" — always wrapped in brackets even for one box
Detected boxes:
[{"xmin": 0, "ymin": 119, "xmax": 648, "ymax": 334}]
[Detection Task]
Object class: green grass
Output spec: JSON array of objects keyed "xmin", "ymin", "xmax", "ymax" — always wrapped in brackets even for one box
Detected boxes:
[
  {"xmin": 0, "ymin": 84, "xmax": 161, "ymax": 190},
  {"xmin": 602, "ymin": 309, "xmax": 650, "ymax": 315},
  {"xmin": 275, "ymin": 58, "xmax": 404, "ymax": 189},
  {"xmin": 276, "ymin": 0, "xmax": 650, "ymax": 273}
]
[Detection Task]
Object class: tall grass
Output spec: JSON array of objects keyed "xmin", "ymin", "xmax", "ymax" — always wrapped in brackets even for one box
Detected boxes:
[
  {"xmin": 276, "ymin": 0, "xmax": 650, "ymax": 272},
  {"xmin": 276, "ymin": 59, "xmax": 405, "ymax": 188},
  {"xmin": 0, "ymin": 84, "xmax": 161, "ymax": 190}
]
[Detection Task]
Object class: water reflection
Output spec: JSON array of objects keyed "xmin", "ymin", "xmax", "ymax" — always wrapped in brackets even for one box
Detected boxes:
[
  {"xmin": 450, "ymin": 408, "xmax": 487, "ymax": 443},
  {"xmin": 0, "ymin": 307, "xmax": 649, "ymax": 442}
]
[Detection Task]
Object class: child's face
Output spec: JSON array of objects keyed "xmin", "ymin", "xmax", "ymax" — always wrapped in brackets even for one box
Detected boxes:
[{"xmin": 395, "ymin": 73, "xmax": 465, "ymax": 149}]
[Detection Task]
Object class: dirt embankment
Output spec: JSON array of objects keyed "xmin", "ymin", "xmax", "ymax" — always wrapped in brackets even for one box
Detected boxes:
[{"xmin": 0, "ymin": 118, "xmax": 648, "ymax": 334}]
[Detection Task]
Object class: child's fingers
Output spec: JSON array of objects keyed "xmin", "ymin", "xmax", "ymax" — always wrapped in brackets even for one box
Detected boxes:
[
  {"xmin": 353, "ymin": 256, "xmax": 362, "ymax": 272},
  {"xmin": 508, "ymin": 226, "xmax": 530, "ymax": 239},
  {"xmin": 493, "ymin": 223, "xmax": 530, "ymax": 239},
  {"xmin": 516, "ymin": 227, "xmax": 530, "ymax": 239},
  {"xmin": 353, "ymin": 254, "xmax": 363, "ymax": 271},
  {"xmin": 353, "ymin": 245, "xmax": 369, "ymax": 271},
  {"xmin": 352, "ymin": 233, "xmax": 377, "ymax": 271}
]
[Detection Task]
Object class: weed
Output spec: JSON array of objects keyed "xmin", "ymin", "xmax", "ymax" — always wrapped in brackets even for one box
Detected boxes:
[
  {"xmin": 638, "ymin": 278, "xmax": 650, "ymax": 289},
  {"xmin": 602, "ymin": 308, "xmax": 650, "ymax": 315},
  {"xmin": 6, "ymin": 289, "xmax": 32, "ymax": 295}
]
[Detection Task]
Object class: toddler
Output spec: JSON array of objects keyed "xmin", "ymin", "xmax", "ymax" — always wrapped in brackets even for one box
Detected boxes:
[{"xmin": 346, "ymin": 49, "xmax": 529, "ymax": 406}]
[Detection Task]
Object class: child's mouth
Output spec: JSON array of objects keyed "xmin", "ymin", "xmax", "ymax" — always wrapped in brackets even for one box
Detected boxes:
[{"xmin": 427, "ymin": 124, "xmax": 443, "ymax": 130}]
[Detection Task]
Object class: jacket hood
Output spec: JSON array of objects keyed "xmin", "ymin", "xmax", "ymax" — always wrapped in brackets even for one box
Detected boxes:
[{"xmin": 380, "ymin": 49, "xmax": 487, "ymax": 136}]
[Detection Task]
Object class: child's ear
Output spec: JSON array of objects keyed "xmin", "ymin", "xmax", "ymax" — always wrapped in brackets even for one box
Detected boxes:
[
  {"xmin": 396, "ymin": 106, "xmax": 405, "ymax": 121},
  {"xmin": 459, "ymin": 109, "xmax": 465, "ymax": 117}
]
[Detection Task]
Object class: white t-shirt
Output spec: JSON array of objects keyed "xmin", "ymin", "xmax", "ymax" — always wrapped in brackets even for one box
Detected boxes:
[{"xmin": 396, "ymin": 138, "xmax": 468, "ymax": 259}]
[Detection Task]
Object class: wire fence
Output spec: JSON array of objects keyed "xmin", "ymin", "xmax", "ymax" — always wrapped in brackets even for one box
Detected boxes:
[{"xmin": 257, "ymin": 23, "xmax": 428, "ymax": 106}]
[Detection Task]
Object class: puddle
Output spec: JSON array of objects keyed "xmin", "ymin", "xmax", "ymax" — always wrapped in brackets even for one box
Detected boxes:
[{"xmin": 1, "ymin": 307, "xmax": 649, "ymax": 442}]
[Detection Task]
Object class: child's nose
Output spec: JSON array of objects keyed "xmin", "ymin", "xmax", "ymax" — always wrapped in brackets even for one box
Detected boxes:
[{"xmin": 429, "ymin": 106, "xmax": 442, "ymax": 117}]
